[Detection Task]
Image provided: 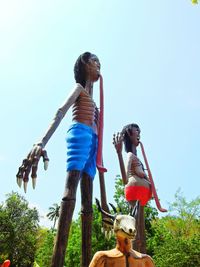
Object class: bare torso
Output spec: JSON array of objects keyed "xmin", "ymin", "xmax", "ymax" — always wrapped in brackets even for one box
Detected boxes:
[
  {"xmin": 126, "ymin": 152, "xmax": 151, "ymax": 187},
  {"xmin": 72, "ymin": 86, "xmax": 99, "ymax": 134}
]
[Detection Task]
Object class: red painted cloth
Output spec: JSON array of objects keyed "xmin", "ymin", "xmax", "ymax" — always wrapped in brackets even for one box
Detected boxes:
[
  {"xmin": 1, "ymin": 260, "xmax": 11, "ymax": 267},
  {"xmin": 125, "ymin": 185, "xmax": 152, "ymax": 206}
]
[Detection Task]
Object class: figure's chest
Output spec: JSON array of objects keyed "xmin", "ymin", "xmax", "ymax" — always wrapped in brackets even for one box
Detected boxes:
[
  {"xmin": 104, "ymin": 256, "xmax": 147, "ymax": 267},
  {"xmin": 76, "ymin": 90, "xmax": 96, "ymax": 107}
]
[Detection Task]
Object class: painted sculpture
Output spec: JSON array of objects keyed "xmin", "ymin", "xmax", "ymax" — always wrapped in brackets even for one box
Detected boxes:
[
  {"xmin": 16, "ymin": 52, "xmax": 107, "ymax": 267},
  {"xmin": 89, "ymin": 199, "xmax": 155, "ymax": 267},
  {"xmin": 113, "ymin": 123, "xmax": 166, "ymax": 252},
  {"xmin": 0, "ymin": 260, "xmax": 10, "ymax": 267}
]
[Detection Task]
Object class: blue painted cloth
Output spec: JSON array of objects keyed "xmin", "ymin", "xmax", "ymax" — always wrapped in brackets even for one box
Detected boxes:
[{"xmin": 66, "ymin": 122, "xmax": 98, "ymax": 179}]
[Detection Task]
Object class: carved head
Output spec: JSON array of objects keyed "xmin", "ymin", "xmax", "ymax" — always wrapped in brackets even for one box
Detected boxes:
[
  {"xmin": 74, "ymin": 52, "xmax": 100, "ymax": 87},
  {"xmin": 113, "ymin": 214, "xmax": 136, "ymax": 239},
  {"xmin": 122, "ymin": 123, "xmax": 141, "ymax": 152},
  {"xmin": 96, "ymin": 199, "xmax": 139, "ymax": 240}
]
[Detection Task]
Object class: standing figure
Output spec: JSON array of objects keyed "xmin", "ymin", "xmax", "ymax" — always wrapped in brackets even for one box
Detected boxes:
[
  {"xmin": 113, "ymin": 123, "xmax": 152, "ymax": 252},
  {"xmin": 16, "ymin": 52, "xmax": 107, "ymax": 267},
  {"xmin": 89, "ymin": 199, "xmax": 155, "ymax": 267}
]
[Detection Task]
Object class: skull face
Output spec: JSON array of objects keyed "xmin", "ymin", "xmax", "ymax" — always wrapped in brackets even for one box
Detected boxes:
[{"xmin": 114, "ymin": 214, "xmax": 137, "ymax": 240}]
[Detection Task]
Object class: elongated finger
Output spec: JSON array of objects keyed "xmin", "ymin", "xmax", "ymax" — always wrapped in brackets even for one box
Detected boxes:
[
  {"xmin": 31, "ymin": 156, "xmax": 39, "ymax": 189},
  {"xmin": 41, "ymin": 150, "xmax": 49, "ymax": 170},
  {"xmin": 16, "ymin": 159, "xmax": 28, "ymax": 187},
  {"xmin": 116, "ymin": 132, "xmax": 121, "ymax": 142},
  {"xmin": 23, "ymin": 160, "xmax": 32, "ymax": 193},
  {"xmin": 23, "ymin": 160, "xmax": 32, "ymax": 182},
  {"xmin": 112, "ymin": 133, "xmax": 116, "ymax": 144}
]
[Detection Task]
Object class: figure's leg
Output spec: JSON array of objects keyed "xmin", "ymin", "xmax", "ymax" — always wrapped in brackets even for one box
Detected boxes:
[
  {"xmin": 51, "ymin": 170, "xmax": 81, "ymax": 267},
  {"xmin": 138, "ymin": 205, "xmax": 146, "ymax": 253},
  {"xmin": 81, "ymin": 172, "xmax": 93, "ymax": 267},
  {"xmin": 130, "ymin": 201, "xmax": 146, "ymax": 253}
]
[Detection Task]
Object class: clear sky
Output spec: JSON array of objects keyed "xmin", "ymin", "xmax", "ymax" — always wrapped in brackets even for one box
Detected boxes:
[{"xmin": 0, "ymin": 0, "xmax": 199, "ymax": 227}]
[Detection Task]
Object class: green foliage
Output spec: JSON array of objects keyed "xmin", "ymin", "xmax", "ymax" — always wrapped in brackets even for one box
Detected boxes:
[
  {"xmin": 0, "ymin": 192, "xmax": 39, "ymax": 266},
  {"xmin": 46, "ymin": 203, "xmax": 60, "ymax": 229},
  {"xmin": 64, "ymin": 218, "xmax": 81, "ymax": 266},
  {"xmin": 148, "ymin": 190, "xmax": 200, "ymax": 267},
  {"xmin": 91, "ymin": 204, "xmax": 115, "ymax": 254},
  {"xmin": 35, "ymin": 228, "xmax": 55, "ymax": 267},
  {"xmin": 150, "ymin": 218, "xmax": 200, "ymax": 267},
  {"xmin": 191, "ymin": 0, "xmax": 198, "ymax": 4},
  {"xmin": 64, "ymin": 205, "xmax": 115, "ymax": 267},
  {"xmin": 113, "ymin": 175, "xmax": 129, "ymax": 214}
]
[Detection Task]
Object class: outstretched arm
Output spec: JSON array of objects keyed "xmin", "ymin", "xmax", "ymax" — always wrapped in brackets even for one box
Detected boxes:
[
  {"xmin": 113, "ymin": 132, "xmax": 128, "ymax": 185},
  {"xmin": 16, "ymin": 84, "xmax": 83, "ymax": 192}
]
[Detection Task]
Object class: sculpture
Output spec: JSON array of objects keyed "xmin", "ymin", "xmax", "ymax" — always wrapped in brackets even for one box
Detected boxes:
[
  {"xmin": 113, "ymin": 123, "xmax": 166, "ymax": 252},
  {"xmin": 89, "ymin": 199, "xmax": 155, "ymax": 267},
  {"xmin": 0, "ymin": 260, "xmax": 10, "ymax": 267},
  {"xmin": 16, "ymin": 52, "xmax": 107, "ymax": 267}
]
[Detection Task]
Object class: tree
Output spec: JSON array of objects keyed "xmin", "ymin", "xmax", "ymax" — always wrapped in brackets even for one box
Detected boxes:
[
  {"xmin": 64, "ymin": 206, "xmax": 115, "ymax": 267},
  {"xmin": 147, "ymin": 190, "xmax": 200, "ymax": 267},
  {"xmin": 46, "ymin": 203, "xmax": 60, "ymax": 229},
  {"xmin": 0, "ymin": 192, "xmax": 39, "ymax": 266},
  {"xmin": 35, "ymin": 228, "xmax": 56, "ymax": 267}
]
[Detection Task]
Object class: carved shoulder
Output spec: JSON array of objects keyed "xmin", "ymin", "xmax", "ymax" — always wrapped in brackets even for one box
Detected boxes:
[
  {"xmin": 89, "ymin": 251, "xmax": 106, "ymax": 267},
  {"xmin": 57, "ymin": 84, "xmax": 83, "ymax": 115}
]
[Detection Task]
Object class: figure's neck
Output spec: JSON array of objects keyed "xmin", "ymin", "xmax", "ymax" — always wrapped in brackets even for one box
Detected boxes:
[
  {"xmin": 85, "ymin": 80, "xmax": 93, "ymax": 96},
  {"xmin": 131, "ymin": 145, "xmax": 137, "ymax": 155},
  {"xmin": 116, "ymin": 236, "xmax": 132, "ymax": 254}
]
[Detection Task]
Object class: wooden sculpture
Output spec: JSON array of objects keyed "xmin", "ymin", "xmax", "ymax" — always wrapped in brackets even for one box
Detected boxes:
[
  {"xmin": 89, "ymin": 200, "xmax": 155, "ymax": 267},
  {"xmin": 113, "ymin": 123, "xmax": 166, "ymax": 252},
  {"xmin": 16, "ymin": 52, "xmax": 107, "ymax": 267}
]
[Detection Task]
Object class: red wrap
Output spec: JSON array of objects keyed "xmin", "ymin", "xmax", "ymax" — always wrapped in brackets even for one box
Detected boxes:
[{"xmin": 125, "ymin": 186, "xmax": 152, "ymax": 206}]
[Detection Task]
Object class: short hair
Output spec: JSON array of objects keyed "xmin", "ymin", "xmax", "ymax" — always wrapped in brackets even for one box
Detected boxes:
[
  {"xmin": 74, "ymin": 52, "xmax": 99, "ymax": 87},
  {"xmin": 121, "ymin": 123, "xmax": 140, "ymax": 153}
]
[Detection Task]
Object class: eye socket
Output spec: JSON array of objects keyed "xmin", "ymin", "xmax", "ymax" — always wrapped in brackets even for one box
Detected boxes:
[{"xmin": 115, "ymin": 219, "xmax": 120, "ymax": 224}]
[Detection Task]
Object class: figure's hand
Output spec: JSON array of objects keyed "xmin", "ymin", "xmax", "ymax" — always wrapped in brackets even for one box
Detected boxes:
[
  {"xmin": 16, "ymin": 144, "xmax": 49, "ymax": 193},
  {"xmin": 113, "ymin": 132, "xmax": 123, "ymax": 154}
]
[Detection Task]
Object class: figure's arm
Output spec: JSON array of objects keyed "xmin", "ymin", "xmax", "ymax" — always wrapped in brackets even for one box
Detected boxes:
[
  {"xmin": 16, "ymin": 85, "xmax": 82, "ymax": 192},
  {"xmin": 113, "ymin": 133, "xmax": 128, "ymax": 185},
  {"xmin": 37, "ymin": 85, "xmax": 82, "ymax": 147}
]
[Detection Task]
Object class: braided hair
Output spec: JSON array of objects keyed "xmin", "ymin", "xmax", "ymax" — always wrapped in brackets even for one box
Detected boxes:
[
  {"xmin": 121, "ymin": 123, "xmax": 140, "ymax": 153},
  {"xmin": 74, "ymin": 52, "xmax": 99, "ymax": 87}
]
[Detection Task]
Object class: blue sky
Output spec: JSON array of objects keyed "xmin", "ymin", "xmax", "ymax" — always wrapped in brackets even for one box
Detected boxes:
[{"xmin": 0, "ymin": 0, "xmax": 199, "ymax": 226}]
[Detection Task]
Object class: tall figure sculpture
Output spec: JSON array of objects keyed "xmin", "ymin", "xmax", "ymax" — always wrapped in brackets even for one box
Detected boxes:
[
  {"xmin": 113, "ymin": 123, "xmax": 151, "ymax": 252},
  {"xmin": 113, "ymin": 123, "xmax": 166, "ymax": 252},
  {"xmin": 16, "ymin": 52, "xmax": 107, "ymax": 267}
]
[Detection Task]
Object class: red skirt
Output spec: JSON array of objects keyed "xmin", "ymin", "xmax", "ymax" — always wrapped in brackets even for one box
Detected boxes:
[{"xmin": 125, "ymin": 185, "xmax": 152, "ymax": 206}]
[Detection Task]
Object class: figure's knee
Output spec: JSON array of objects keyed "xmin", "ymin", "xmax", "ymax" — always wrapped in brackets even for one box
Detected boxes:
[
  {"xmin": 62, "ymin": 170, "xmax": 80, "ymax": 201},
  {"xmin": 81, "ymin": 206, "xmax": 93, "ymax": 216},
  {"xmin": 81, "ymin": 172, "xmax": 93, "ymax": 214}
]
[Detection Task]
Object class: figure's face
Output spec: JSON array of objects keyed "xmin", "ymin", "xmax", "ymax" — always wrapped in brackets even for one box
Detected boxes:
[
  {"xmin": 129, "ymin": 127, "xmax": 141, "ymax": 147},
  {"xmin": 85, "ymin": 55, "xmax": 101, "ymax": 82}
]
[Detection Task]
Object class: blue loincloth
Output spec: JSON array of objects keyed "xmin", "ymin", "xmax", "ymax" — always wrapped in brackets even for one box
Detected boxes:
[{"xmin": 66, "ymin": 122, "xmax": 98, "ymax": 179}]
